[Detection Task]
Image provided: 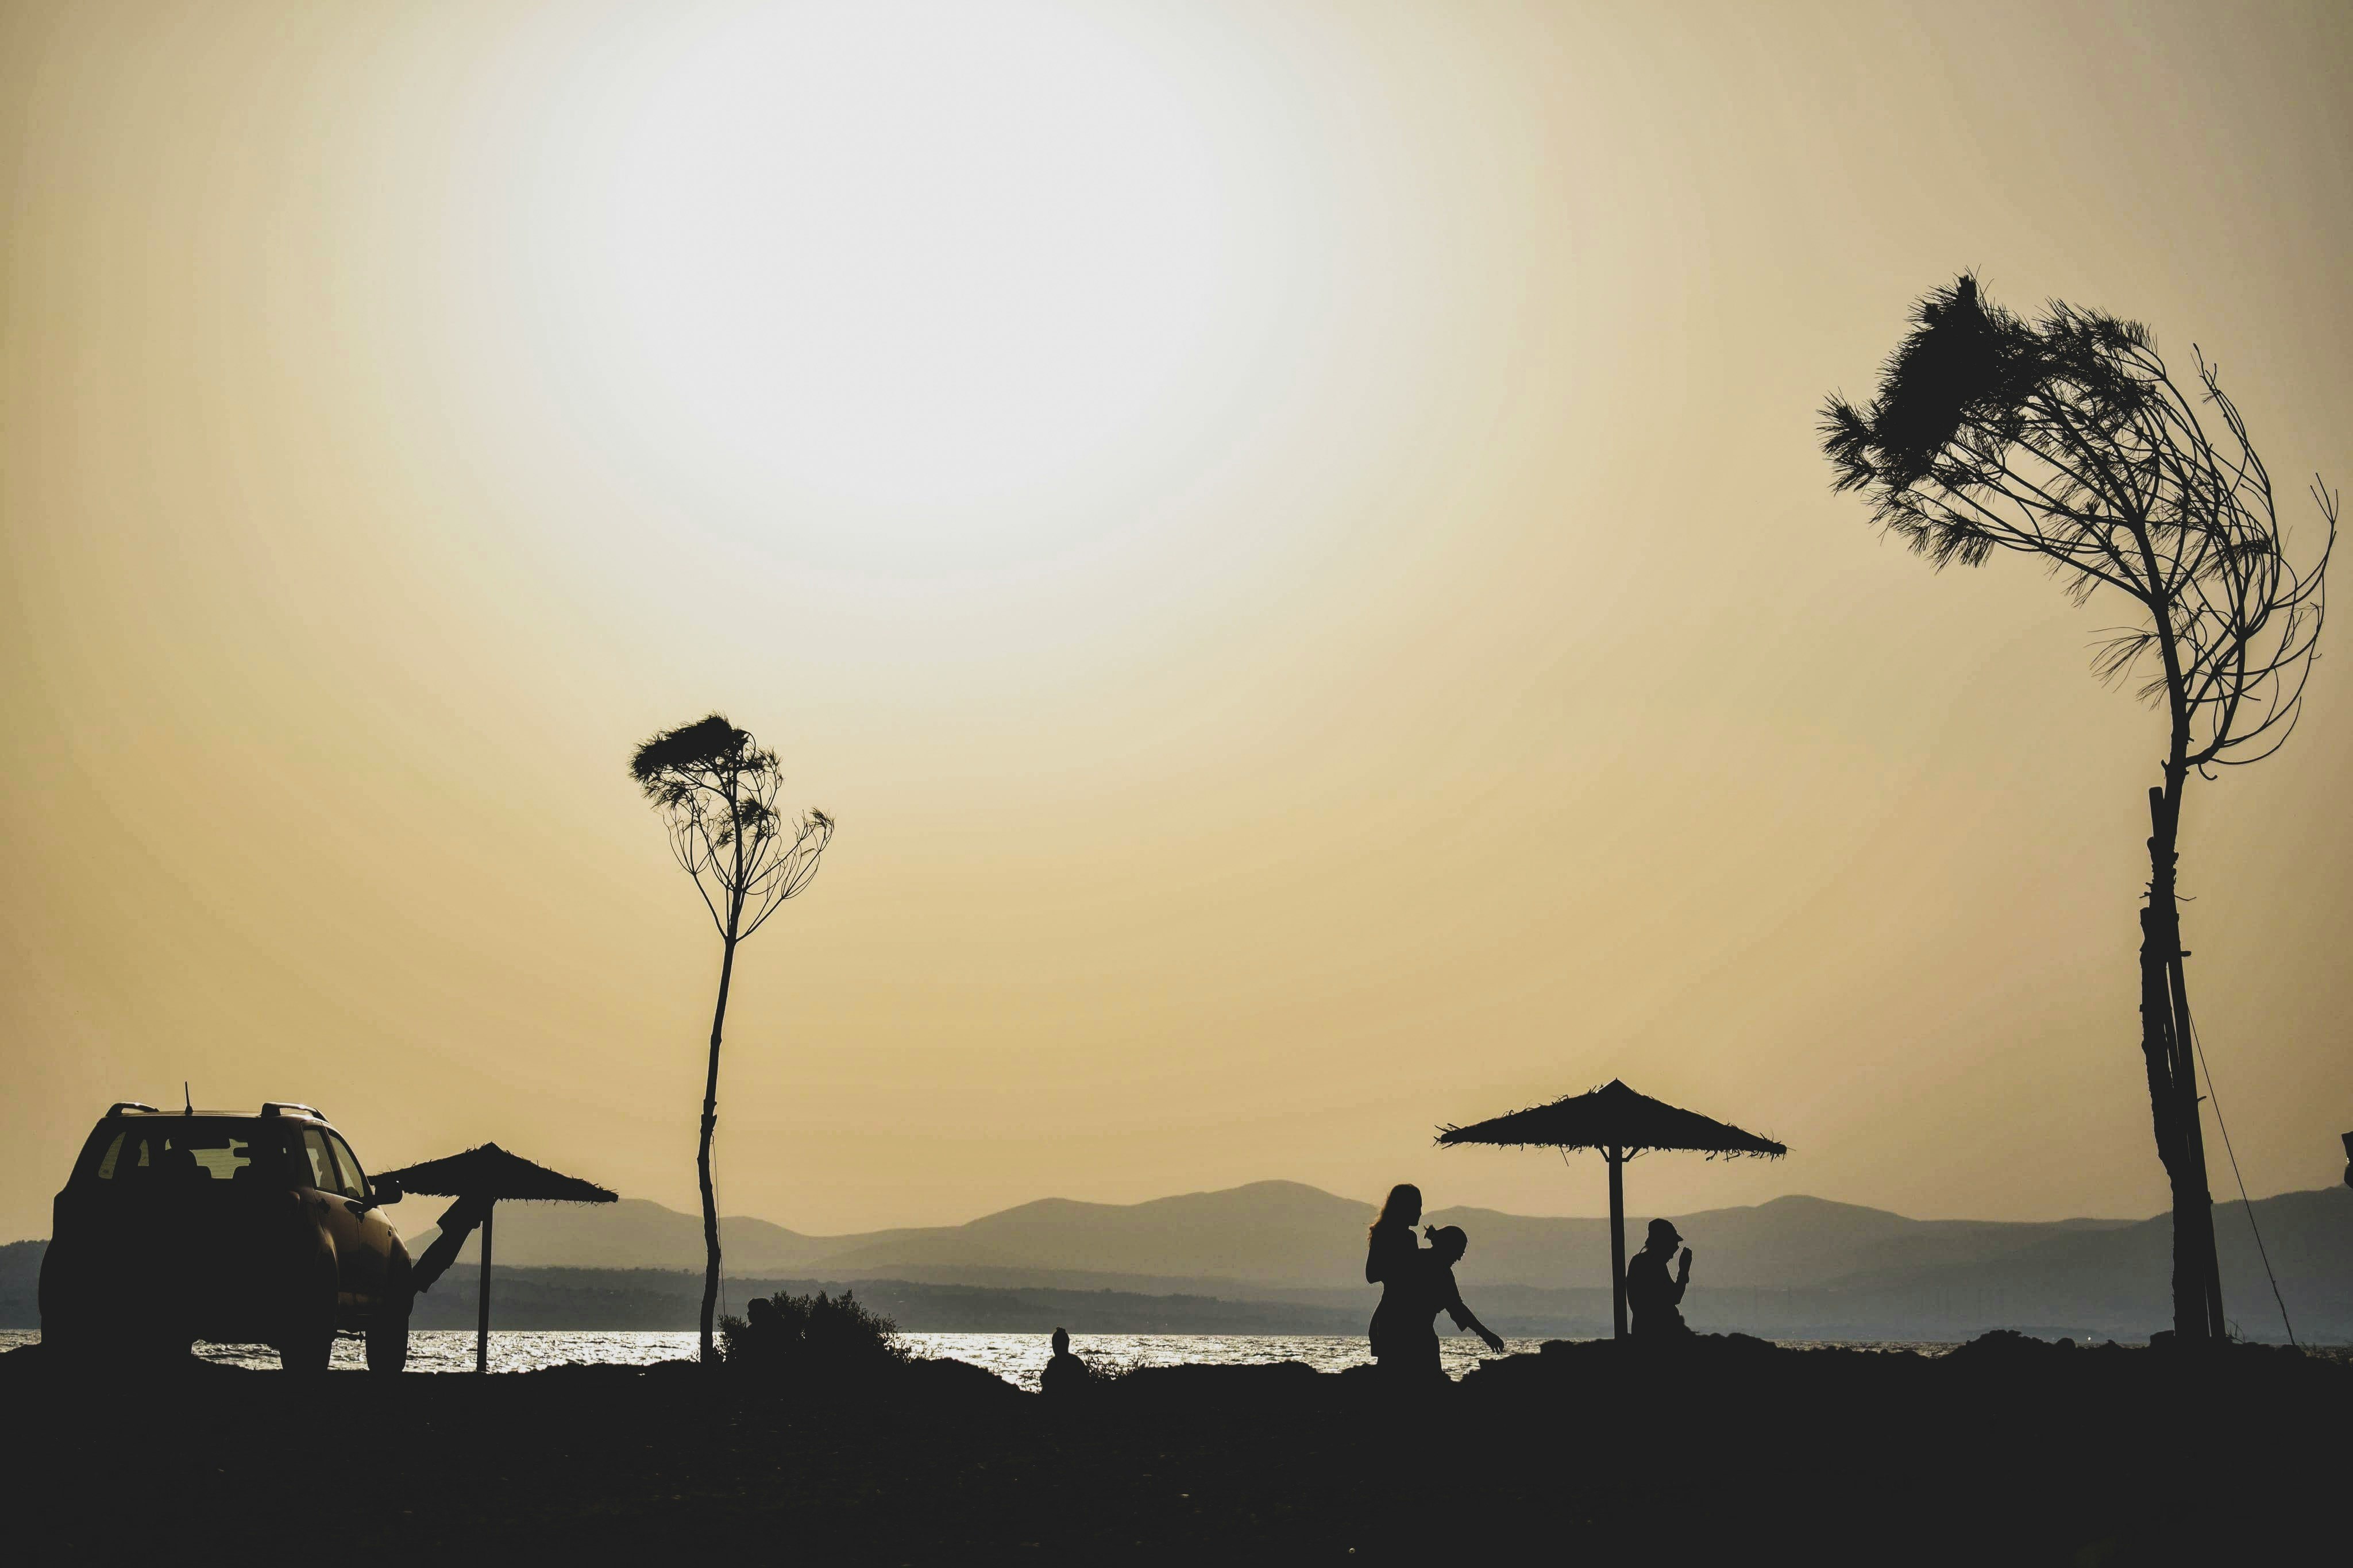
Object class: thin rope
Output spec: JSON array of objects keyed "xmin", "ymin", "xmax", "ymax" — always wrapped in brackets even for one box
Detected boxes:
[{"xmin": 2184, "ymin": 998, "xmax": 2296, "ymax": 1347}]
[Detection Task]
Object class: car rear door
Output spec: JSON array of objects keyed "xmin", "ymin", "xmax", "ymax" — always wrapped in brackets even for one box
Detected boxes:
[
  {"xmin": 323, "ymin": 1130, "xmax": 397, "ymax": 1304},
  {"xmin": 296, "ymin": 1127, "xmax": 376, "ymax": 1316}
]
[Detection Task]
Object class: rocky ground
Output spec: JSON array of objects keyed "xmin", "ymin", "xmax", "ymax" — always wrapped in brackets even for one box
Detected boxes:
[{"xmin": 2, "ymin": 1333, "xmax": 2336, "ymax": 1564}]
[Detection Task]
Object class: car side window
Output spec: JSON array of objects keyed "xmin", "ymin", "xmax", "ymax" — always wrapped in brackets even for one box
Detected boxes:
[
  {"xmin": 325, "ymin": 1133, "xmax": 368, "ymax": 1200},
  {"xmin": 300, "ymin": 1130, "xmax": 338, "ymax": 1193},
  {"xmin": 93, "ymin": 1132, "xmax": 125, "ymax": 1180}
]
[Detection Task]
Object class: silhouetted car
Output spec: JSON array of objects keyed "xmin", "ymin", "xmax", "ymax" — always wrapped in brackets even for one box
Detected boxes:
[{"xmin": 39, "ymin": 1102, "xmax": 412, "ymax": 1372}]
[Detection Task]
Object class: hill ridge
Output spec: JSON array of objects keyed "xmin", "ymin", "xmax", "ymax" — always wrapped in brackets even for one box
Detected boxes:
[
  {"xmin": 11, "ymin": 1187, "xmax": 2346, "ymax": 1340},
  {"xmin": 394, "ymin": 1178, "xmax": 2329, "ymax": 1295}
]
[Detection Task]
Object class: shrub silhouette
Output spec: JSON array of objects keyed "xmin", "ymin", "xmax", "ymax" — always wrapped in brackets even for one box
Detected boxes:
[{"xmin": 720, "ymin": 1289, "xmax": 909, "ymax": 1378}]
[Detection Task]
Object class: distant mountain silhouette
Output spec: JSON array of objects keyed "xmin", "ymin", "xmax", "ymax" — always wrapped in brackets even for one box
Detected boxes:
[
  {"xmin": 13, "ymin": 1184, "xmax": 2350, "ymax": 1339},
  {"xmin": 1410, "ymin": 1193, "xmax": 2140, "ymax": 1291},
  {"xmin": 0, "ymin": 1239, "xmax": 41, "ymax": 1326},
  {"xmin": 405, "ymin": 1181, "xmax": 1382, "ymax": 1281},
  {"xmin": 399, "ymin": 1197, "xmax": 838, "ymax": 1273},
  {"xmin": 1829, "ymin": 1187, "xmax": 2353, "ymax": 1330},
  {"xmin": 392, "ymin": 1179, "xmax": 2352, "ymax": 1338}
]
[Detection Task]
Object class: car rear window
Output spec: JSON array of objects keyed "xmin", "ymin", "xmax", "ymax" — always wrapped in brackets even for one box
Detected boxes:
[{"xmin": 86, "ymin": 1121, "xmax": 279, "ymax": 1184}]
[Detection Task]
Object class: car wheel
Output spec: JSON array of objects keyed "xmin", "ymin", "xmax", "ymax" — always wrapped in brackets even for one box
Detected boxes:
[
  {"xmin": 86, "ymin": 1304, "xmax": 188, "ymax": 1367},
  {"xmin": 280, "ymin": 1278, "xmax": 337, "ymax": 1373},
  {"xmin": 367, "ymin": 1289, "xmax": 412, "ymax": 1374},
  {"xmin": 279, "ymin": 1331, "xmax": 332, "ymax": 1373},
  {"xmin": 279, "ymin": 1327, "xmax": 333, "ymax": 1373},
  {"xmin": 39, "ymin": 1285, "xmax": 120, "ymax": 1364}
]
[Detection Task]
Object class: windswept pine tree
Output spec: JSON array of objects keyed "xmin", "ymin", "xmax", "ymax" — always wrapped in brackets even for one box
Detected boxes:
[{"xmin": 1821, "ymin": 275, "xmax": 2335, "ymax": 1343}]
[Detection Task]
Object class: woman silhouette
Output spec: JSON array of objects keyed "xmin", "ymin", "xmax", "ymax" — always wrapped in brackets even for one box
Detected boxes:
[{"xmin": 1365, "ymin": 1183, "xmax": 1425, "ymax": 1377}]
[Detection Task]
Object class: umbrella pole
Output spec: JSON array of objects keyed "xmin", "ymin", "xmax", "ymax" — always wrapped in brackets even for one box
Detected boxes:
[
  {"xmin": 1606, "ymin": 1147, "xmax": 1627, "ymax": 1341},
  {"xmin": 476, "ymin": 1202, "xmax": 494, "ymax": 1373}
]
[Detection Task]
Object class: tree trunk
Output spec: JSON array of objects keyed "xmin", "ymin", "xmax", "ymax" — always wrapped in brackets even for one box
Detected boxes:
[
  {"xmin": 2143, "ymin": 782, "xmax": 2223, "ymax": 1342},
  {"xmin": 698, "ymin": 932, "xmax": 739, "ymax": 1364}
]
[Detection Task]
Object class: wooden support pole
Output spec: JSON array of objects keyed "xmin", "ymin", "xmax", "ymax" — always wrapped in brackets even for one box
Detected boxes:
[
  {"xmin": 1607, "ymin": 1147, "xmax": 1627, "ymax": 1341},
  {"xmin": 2166, "ymin": 947, "xmax": 2226, "ymax": 1341},
  {"xmin": 476, "ymin": 1202, "xmax": 494, "ymax": 1374}
]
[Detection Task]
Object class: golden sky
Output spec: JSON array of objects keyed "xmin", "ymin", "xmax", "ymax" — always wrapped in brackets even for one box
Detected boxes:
[{"xmin": 6, "ymin": 0, "xmax": 2350, "ymax": 1244}]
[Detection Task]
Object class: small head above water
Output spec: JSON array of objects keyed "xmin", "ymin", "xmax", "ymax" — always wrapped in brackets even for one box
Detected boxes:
[{"xmin": 1051, "ymin": 1326, "xmax": 1070, "ymax": 1355}]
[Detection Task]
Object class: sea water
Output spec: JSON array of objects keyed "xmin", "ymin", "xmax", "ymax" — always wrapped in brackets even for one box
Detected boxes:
[{"xmin": 0, "ymin": 1329, "xmax": 1953, "ymax": 1384}]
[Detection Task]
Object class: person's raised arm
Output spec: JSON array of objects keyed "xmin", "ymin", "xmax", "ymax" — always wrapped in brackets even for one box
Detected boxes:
[
  {"xmin": 1440, "ymin": 1272, "xmax": 1507, "ymax": 1354},
  {"xmin": 1454, "ymin": 1307, "xmax": 1506, "ymax": 1355}
]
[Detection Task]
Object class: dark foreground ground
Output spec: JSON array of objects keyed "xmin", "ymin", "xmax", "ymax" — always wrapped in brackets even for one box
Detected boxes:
[{"xmin": 2, "ymin": 1334, "xmax": 2338, "ymax": 1565}]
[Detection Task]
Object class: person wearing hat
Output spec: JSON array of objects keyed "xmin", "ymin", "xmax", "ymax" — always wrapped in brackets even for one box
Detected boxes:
[
  {"xmin": 1404, "ymin": 1224, "xmax": 1507, "ymax": 1378},
  {"xmin": 1625, "ymin": 1218, "xmax": 1694, "ymax": 1337}
]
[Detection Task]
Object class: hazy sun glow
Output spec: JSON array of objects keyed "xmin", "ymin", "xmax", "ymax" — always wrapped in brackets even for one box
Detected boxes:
[{"xmin": 558, "ymin": 2, "xmax": 1256, "ymax": 569}]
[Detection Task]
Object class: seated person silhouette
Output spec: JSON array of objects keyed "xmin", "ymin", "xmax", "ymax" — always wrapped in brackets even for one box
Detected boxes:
[
  {"xmin": 1625, "ymin": 1218, "xmax": 1693, "ymax": 1337},
  {"xmin": 1039, "ymin": 1326, "xmax": 1092, "ymax": 1397},
  {"xmin": 1395, "ymin": 1225, "xmax": 1507, "ymax": 1380}
]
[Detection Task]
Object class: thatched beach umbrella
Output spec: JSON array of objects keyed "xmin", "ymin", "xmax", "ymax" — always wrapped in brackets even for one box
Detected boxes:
[
  {"xmin": 1438, "ymin": 1080, "xmax": 1785, "ymax": 1340},
  {"xmin": 378, "ymin": 1144, "xmax": 616, "ymax": 1372}
]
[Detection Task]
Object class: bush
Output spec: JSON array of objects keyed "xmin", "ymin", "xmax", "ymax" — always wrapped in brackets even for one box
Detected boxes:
[{"xmin": 719, "ymin": 1289, "xmax": 909, "ymax": 1379}]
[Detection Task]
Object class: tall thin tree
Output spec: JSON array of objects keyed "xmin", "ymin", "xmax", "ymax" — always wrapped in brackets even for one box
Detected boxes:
[
  {"xmin": 1821, "ymin": 276, "xmax": 2333, "ymax": 1342},
  {"xmin": 631, "ymin": 714, "xmax": 834, "ymax": 1363}
]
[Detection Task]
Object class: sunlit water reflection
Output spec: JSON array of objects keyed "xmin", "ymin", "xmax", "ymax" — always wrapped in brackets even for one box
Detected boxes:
[{"xmin": 1, "ymin": 1328, "xmax": 1964, "ymax": 1383}]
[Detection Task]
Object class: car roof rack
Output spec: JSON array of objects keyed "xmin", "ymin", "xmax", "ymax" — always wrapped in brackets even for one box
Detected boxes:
[
  {"xmin": 105, "ymin": 1101, "xmax": 163, "ymax": 1117},
  {"xmin": 259, "ymin": 1102, "xmax": 326, "ymax": 1121}
]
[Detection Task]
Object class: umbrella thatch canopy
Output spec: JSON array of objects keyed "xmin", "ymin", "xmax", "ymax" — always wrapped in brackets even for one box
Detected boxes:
[
  {"xmin": 377, "ymin": 1143, "xmax": 616, "ymax": 1372},
  {"xmin": 380, "ymin": 1143, "xmax": 619, "ymax": 1204},
  {"xmin": 1438, "ymin": 1080, "xmax": 1785, "ymax": 1339},
  {"xmin": 1438, "ymin": 1080, "xmax": 1787, "ymax": 1160}
]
